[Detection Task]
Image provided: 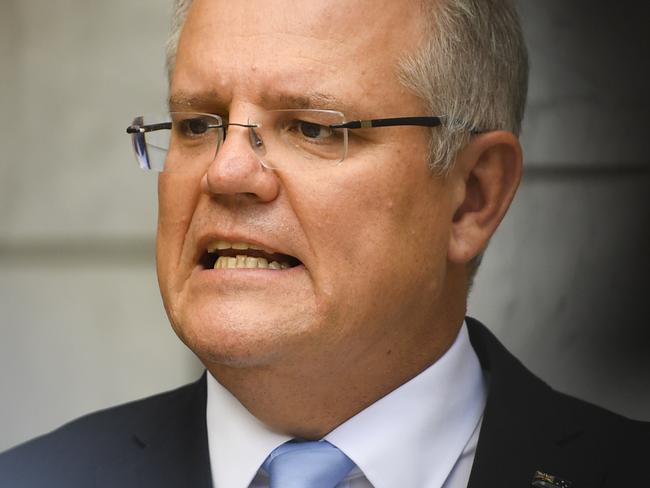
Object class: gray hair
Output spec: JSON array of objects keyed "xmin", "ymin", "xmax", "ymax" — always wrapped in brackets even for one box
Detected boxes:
[
  {"xmin": 398, "ymin": 0, "xmax": 528, "ymax": 174},
  {"xmin": 165, "ymin": 0, "xmax": 192, "ymax": 80}
]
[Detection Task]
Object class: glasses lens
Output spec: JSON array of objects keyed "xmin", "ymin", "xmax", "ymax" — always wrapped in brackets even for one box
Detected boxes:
[
  {"xmin": 258, "ymin": 110, "xmax": 347, "ymax": 170},
  {"xmin": 127, "ymin": 113, "xmax": 223, "ymax": 172},
  {"xmin": 127, "ymin": 110, "xmax": 345, "ymax": 173}
]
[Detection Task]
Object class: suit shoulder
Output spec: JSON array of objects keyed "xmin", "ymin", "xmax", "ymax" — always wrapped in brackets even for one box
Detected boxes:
[
  {"xmin": 466, "ymin": 318, "xmax": 649, "ymax": 485},
  {"xmin": 467, "ymin": 316, "xmax": 648, "ymax": 426},
  {"xmin": 2, "ymin": 378, "xmax": 201, "ymax": 454},
  {"xmin": 0, "ymin": 376, "xmax": 205, "ymax": 486},
  {"xmin": 549, "ymin": 386, "xmax": 649, "ymax": 449}
]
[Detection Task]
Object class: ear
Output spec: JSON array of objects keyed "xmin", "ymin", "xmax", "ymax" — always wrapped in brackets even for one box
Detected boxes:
[{"xmin": 447, "ymin": 131, "xmax": 523, "ymax": 265}]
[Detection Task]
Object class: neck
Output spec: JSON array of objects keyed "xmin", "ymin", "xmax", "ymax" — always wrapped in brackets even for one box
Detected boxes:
[
  {"xmin": 205, "ymin": 268, "xmax": 469, "ymax": 439},
  {"xmin": 207, "ymin": 317, "xmax": 466, "ymax": 439}
]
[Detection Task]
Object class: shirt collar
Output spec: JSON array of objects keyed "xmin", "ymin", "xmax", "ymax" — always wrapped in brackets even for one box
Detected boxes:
[
  {"xmin": 206, "ymin": 374, "xmax": 291, "ymax": 488},
  {"xmin": 206, "ymin": 321, "xmax": 486, "ymax": 488}
]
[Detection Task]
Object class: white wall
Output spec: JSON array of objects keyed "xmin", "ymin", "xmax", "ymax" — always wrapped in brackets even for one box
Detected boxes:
[
  {"xmin": 0, "ymin": 0, "xmax": 203, "ymax": 451},
  {"xmin": 1, "ymin": 0, "xmax": 648, "ymax": 452}
]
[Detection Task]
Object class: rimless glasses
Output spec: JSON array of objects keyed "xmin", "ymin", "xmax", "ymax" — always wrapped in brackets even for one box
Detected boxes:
[{"xmin": 126, "ymin": 109, "xmax": 462, "ymax": 173}]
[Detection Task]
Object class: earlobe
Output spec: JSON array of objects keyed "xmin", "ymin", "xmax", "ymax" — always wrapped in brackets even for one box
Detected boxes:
[{"xmin": 448, "ymin": 131, "xmax": 523, "ymax": 265}]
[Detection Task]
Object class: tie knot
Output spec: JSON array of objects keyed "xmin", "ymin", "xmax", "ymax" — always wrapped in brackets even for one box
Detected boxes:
[{"xmin": 262, "ymin": 440, "xmax": 355, "ymax": 488}]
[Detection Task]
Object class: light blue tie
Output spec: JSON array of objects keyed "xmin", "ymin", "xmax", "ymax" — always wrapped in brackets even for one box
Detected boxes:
[{"xmin": 262, "ymin": 440, "xmax": 356, "ymax": 488}]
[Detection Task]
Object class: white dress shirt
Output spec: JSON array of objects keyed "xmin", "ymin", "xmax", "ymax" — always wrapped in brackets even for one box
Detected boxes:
[{"xmin": 206, "ymin": 322, "xmax": 487, "ymax": 488}]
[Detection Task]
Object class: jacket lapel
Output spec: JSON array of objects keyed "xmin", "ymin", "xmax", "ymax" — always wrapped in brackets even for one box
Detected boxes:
[{"xmin": 465, "ymin": 318, "xmax": 602, "ymax": 488}]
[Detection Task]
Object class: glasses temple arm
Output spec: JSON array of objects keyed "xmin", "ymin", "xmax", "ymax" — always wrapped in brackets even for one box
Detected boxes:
[{"xmin": 330, "ymin": 116, "xmax": 444, "ymax": 130}]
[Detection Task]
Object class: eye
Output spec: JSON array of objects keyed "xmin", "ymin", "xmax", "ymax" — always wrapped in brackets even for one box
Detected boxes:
[
  {"xmin": 177, "ymin": 117, "xmax": 213, "ymax": 137},
  {"xmin": 183, "ymin": 118, "xmax": 209, "ymax": 135},
  {"xmin": 295, "ymin": 120, "xmax": 333, "ymax": 140}
]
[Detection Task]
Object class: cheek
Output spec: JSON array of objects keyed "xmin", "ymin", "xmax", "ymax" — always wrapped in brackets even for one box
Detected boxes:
[
  {"xmin": 158, "ymin": 174, "xmax": 199, "ymax": 221},
  {"xmin": 294, "ymin": 164, "xmax": 450, "ymax": 304},
  {"xmin": 156, "ymin": 175, "xmax": 201, "ymax": 285}
]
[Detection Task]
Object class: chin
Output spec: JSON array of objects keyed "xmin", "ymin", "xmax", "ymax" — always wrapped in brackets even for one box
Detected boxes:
[{"xmin": 168, "ymin": 297, "xmax": 317, "ymax": 369}]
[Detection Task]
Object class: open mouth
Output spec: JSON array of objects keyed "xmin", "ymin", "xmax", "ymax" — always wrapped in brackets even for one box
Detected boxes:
[{"xmin": 199, "ymin": 240, "xmax": 302, "ymax": 270}]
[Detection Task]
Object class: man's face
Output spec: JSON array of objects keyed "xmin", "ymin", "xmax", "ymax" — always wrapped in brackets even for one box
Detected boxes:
[{"xmin": 157, "ymin": 0, "xmax": 461, "ymax": 370}]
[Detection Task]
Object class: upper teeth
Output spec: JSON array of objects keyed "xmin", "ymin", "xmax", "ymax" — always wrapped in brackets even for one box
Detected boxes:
[
  {"xmin": 214, "ymin": 255, "xmax": 290, "ymax": 270},
  {"xmin": 206, "ymin": 240, "xmax": 292, "ymax": 270},
  {"xmin": 207, "ymin": 240, "xmax": 270, "ymax": 253}
]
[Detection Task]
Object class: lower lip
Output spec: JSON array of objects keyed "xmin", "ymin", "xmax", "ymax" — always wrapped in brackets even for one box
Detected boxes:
[{"xmin": 190, "ymin": 263, "xmax": 307, "ymax": 286}]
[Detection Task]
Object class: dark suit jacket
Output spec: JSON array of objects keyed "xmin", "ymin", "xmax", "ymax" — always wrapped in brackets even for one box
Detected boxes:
[{"xmin": 1, "ymin": 317, "xmax": 647, "ymax": 487}]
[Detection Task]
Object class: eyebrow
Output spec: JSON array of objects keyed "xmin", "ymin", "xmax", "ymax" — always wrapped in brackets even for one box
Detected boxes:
[
  {"xmin": 263, "ymin": 91, "xmax": 341, "ymax": 110},
  {"xmin": 168, "ymin": 90, "xmax": 355, "ymax": 115},
  {"xmin": 168, "ymin": 92, "xmax": 220, "ymax": 110}
]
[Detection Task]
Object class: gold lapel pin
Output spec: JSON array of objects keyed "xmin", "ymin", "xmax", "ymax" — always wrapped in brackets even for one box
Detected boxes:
[{"xmin": 531, "ymin": 470, "xmax": 573, "ymax": 488}]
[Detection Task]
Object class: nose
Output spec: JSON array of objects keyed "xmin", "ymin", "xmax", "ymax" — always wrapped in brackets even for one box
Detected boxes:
[{"xmin": 200, "ymin": 123, "xmax": 280, "ymax": 202}]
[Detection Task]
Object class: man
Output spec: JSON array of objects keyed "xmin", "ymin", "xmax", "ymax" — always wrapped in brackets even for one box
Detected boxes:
[{"xmin": 1, "ymin": 0, "xmax": 647, "ymax": 487}]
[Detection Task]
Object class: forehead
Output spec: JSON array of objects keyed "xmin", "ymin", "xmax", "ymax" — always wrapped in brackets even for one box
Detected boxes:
[{"xmin": 172, "ymin": 0, "xmax": 425, "ymax": 114}]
